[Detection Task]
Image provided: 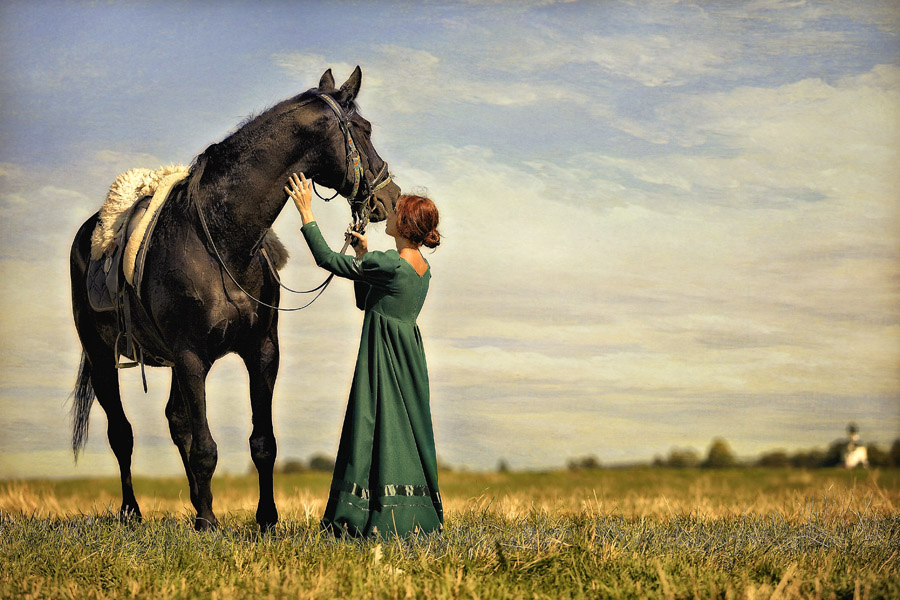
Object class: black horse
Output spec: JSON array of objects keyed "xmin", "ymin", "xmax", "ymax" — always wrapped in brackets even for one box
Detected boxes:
[{"xmin": 69, "ymin": 67, "xmax": 399, "ymax": 530}]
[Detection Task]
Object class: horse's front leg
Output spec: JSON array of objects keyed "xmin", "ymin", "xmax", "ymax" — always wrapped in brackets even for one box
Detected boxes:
[
  {"xmin": 173, "ymin": 349, "xmax": 218, "ymax": 530},
  {"xmin": 242, "ymin": 330, "xmax": 279, "ymax": 531}
]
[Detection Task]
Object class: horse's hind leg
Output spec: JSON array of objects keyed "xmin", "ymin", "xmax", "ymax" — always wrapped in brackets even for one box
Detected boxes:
[
  {"xmin": 165, "ymin": 376, "xmax": 199, "ymax": 511},
  {"xmin": 242, "ymin": 331, "xmax": 279, "ymax": 531},
  {"xmin": 172, "ymin": 350, "xmax": 218, "ymax": 530},
  {"xmin": 88, "ymin": 350, "xmax": 142, "ymax": 520},
  {"xmin": 71, "ymin": 216, "xmax": 139, "ymax": 520}
]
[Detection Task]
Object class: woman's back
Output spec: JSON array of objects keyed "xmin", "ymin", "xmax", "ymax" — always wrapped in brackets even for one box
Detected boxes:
[{"xmin": 358, "ymin": 250, "xmax": 431, "ymax": 324}]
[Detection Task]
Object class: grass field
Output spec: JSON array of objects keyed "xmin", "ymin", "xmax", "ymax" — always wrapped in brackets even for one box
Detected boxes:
[{"xmin": 1, "ymin": 468, "xmax": 898, "ymax": 599}]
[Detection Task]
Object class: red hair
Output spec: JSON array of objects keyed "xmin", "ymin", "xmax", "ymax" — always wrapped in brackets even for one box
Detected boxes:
[{"xmin": 395, "ymin": 194, "xmax": 441, "ymax": 249}]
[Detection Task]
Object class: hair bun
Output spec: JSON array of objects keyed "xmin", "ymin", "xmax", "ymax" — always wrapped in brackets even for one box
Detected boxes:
[{"xmin": 423, "ymin": 229, "xmax": 441, "ymax": 249}]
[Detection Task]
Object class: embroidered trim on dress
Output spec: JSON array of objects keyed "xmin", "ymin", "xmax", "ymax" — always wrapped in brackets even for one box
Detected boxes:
[
  {"xmin": 330, "ymin": 479, "xmax": 443, "ymax": 506},
  {"xmin": 328, "ymin": 498, "xmax": 440, "ymax": 513}
]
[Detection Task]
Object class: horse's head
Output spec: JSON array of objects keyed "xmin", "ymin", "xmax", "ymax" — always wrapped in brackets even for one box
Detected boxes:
[{"xmin": 310, "ymin": 67, "xmax": 400, "ymax": 224}]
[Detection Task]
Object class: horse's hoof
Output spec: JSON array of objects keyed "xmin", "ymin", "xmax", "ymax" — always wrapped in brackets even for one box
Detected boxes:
[
  {"xmin": 258, "ymin": 518, "xmax": 278, "ymax": 533},
  {"xmin": 119, "ymin": 505, "xmax": 142, "ymax": 523},
  {"xmin": 194, "ymin": 516, "xmax": 218, "ymax": 531},
  {"xmin": 258, "ymin": 521, "xmax": 277, "ymax": 533},
  {"xmin": 256, "ymin": 505, "xmax": 278, "ymax": 532}
]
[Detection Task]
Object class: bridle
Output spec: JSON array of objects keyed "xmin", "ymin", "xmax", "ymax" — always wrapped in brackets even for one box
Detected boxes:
[
  {"xmin": 192, "ymin": 91, "xmax": 394, "ymax": 312},
  {"xmin": 313, "ymin": 93, "xmax": 393, "ymax": 236}
]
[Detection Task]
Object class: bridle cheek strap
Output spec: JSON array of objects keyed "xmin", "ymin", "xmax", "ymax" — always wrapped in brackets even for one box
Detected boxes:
[{"xmin": 317, "ymin": 94, "xmax": 364, "ymax": 201}]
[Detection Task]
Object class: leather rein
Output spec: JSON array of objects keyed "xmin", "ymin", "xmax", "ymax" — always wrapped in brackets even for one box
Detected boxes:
[{"xmin": 192, "ymin": 92, "xmax": 393, "ymax": 312}]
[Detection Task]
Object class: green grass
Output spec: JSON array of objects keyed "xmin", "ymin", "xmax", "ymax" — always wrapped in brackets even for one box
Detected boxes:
[{"xmin": 2, "ymin": 469, "xmax": 898, "ymax": 599}]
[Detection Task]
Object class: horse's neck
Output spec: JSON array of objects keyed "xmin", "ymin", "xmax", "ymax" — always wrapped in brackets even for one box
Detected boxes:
[
  {"xmin": 190, "ymin": 101, "xmax": 328, "ymax": 270},
  {"xmin": 195, "ymin": 160, "xmax": 302, "ymax": 270}
]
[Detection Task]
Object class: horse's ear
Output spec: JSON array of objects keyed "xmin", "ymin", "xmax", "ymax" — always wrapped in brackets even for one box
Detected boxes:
[
  {"xmin": 318, "ymin": 68, "xmax": 335, "ymax": 92},
  {"xmin": 338, "ymin": 66, "xmax": 362, "ymax": 104}
]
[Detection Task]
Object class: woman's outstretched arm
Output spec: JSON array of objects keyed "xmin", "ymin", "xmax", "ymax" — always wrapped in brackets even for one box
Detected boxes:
[{"xmin": 287, "ymin": 172, "xmax": 382, "ymax": 282}]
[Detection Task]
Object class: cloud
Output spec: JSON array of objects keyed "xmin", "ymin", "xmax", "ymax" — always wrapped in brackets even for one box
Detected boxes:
[
  {"xmin": 582, "ymin": 34, "xmax": 727, "ymax": 88},
  {"xmin": 93, "ymin": 149, "xmax": 167, "ymax": 170},
  {"xmin": 20, "ymin": 47, "xmax": 107, "ymax": 92},
  {"xmin": 372, "ymin": 126, "xmax": 900, "ymax": 415},
  {"xmin": 271, "ymin": 53, "xmax": 357, "ymax": 87},
  {"xmin": 1, "ymin": 186, "xmax": 91, "ymax": 254},
  {"xmin": 667, "ymin": 64, "xmax": 900, "ymax": 157},
  {"xmin": 3, "ymin": 1, "xmax": 899, "ymax": 476},
  {"xmin": 273, "ymin": 47, "xmax": 590, "ymax": 114},
  {"xmin": 0, "ymin": 163, "xmax": 26, "ymax": 181},
  {"xmin": 590, "ymin": 65, "xmax": 900, "ymax": 215}
]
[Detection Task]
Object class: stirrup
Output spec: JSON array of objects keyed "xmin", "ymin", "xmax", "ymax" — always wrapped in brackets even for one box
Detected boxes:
[
  {"xmin": 114, "ymin": 331, "xmax": 138, "ymax": 369},
  {"xmin": 114, "ymin": 336, "xmax": 148, "ymax": 392}
]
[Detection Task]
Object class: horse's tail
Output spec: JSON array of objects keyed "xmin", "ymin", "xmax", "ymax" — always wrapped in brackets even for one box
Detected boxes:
[{"xmin": 70, "ymin": 351, "xmax": 96, "ymax": 458}]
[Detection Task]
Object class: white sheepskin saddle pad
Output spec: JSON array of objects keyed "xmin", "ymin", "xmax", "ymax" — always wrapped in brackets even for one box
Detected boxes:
[{"xmin": 90, "ymin": 164, "xmax": 288, "ymax": 279}]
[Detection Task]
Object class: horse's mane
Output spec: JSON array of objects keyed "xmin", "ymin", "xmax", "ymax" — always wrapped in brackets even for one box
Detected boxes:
[
  {"xmin": 174, "ymin": 88, "xmax": 357, "ymax": 253},
  {"xmin": 181, "ymin": 89, "xmax": 359, "ymax": 209},
  {"xmin": 192, "ymin": 89, "xmax": 357, "ymax": 168}
]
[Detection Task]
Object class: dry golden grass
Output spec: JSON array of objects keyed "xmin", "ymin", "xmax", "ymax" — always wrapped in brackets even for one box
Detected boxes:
[
  {"xmin": 1, "ymin": 467, "xmax": 896, "ymax": 522},
  {"xmin": 1, "ymin": 468, "xmax": 898, "ymax": 599}
]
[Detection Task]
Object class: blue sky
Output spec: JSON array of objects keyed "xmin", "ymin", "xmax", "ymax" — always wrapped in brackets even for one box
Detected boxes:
[{"xmin": 1, "ymin": 0, "xmax": 898, "ymax": 478}]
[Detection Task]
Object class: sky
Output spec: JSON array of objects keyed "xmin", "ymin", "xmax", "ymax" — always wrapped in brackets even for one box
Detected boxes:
[{"xmin": 1, "ymin": 0, "xmax": 898, "ymax": 479}]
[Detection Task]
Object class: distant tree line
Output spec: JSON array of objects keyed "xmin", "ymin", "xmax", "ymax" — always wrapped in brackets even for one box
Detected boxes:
[
  {"xmin": 266, "ymin": 437, "xmax": 900, "ymax": 475},
  {"xmin": 652, "ymin": 438, "xmax": 739, "ymax": 469},
  {"xmin": 753, "ymin": 438, "xmax": 900, "ymax": 469},
  {"xmin": 254, "ymin": 453, "xmax": 336, "ymax": 475},
  {"xmin": 567, "ymin": 455, "xmax": 603, "ymax": 470},
  {"xmin": 565, "ymin": 437, "xmax": 900, "ymax": 471},
  {"xmin": 651, "ymin": 437, "xmax": 900, "ymax": 469}
]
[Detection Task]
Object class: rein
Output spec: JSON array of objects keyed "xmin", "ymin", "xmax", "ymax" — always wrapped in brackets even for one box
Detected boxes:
[{"xmin": 192, "ymin": 92, "xmax": 393, "ymax": 312}]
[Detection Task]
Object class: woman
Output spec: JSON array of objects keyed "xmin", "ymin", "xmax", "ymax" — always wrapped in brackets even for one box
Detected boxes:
[{"xmin": 286, "ymin": 172, "xmax": 443, "ymax": 538}]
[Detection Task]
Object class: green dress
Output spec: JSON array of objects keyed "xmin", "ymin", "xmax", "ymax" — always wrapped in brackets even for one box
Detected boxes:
[{"xmin": 301, "ymin": 222, "xmax": 443, "ymax": 538}]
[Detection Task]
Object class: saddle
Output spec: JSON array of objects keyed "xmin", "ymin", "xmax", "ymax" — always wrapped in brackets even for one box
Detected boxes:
[
  {"xmin": 86, "ymin": 194, "xmax": 152, "ymax": 313},
  {"xmin": 88, "ymin": 170, "xmax": 186, "ymax": 308},
  {"xmin": 86, "ymin": 172, "xmax": 187, "ymax": 381}
]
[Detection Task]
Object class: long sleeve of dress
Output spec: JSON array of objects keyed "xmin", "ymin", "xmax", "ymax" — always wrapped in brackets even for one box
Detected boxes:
[{"xmin": 301, "ymin": 221, "xmax": 400, "ymax": 286}]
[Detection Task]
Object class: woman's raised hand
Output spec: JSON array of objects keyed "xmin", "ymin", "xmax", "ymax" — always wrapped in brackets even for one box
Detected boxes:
[
  {"xmin": 347, "ymin": 229, "xmax": 368, "ymax": 258},
  {"xmin": 286, "ymin": 172, "xmax": 315, "ymax": 224}
]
